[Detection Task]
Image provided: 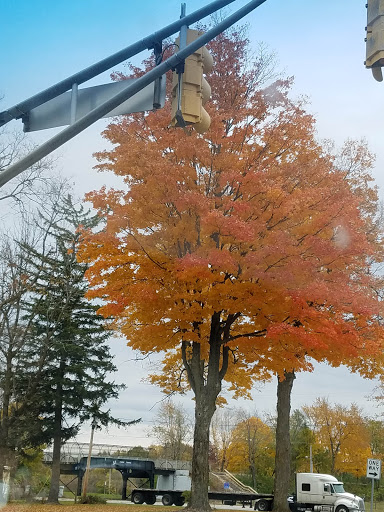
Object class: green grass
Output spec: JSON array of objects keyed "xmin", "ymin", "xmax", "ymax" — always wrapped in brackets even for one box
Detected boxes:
[{"xmin": 368, "ymin": 502, "xmax": 384, "ymax": 512}]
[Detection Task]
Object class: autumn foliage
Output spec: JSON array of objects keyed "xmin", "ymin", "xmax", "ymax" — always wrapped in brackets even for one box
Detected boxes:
[
  {"xmin": 78, "ymin": 27, "xmax": 384, "ymax": 511},
  {"xmin": 303, "ymin": 398, "xmax": 371, "ymax": 477},
  {"xmin": 81, "ymin": 43, "xmax": 383, "ymax": 386},
  {"xmin": 226, "ymin": 416, "xmax": 274, "ymax": 488}
]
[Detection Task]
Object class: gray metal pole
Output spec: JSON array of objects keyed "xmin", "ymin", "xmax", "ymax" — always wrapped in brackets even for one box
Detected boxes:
[
  {"xmin": 309, "ymin": 445, "xmax": 313, "ymax": 473},
  {"xmin": 81, "ymin": 423, "xmax": 95, "ymax": 500},
  {"xmin": 70, "ymin": 83, "xmax": 78, "ymax": 125},
  {"xmin": 370, "ymin": 478, "xmax": 374, "ymax": 512},
  {"xmin": 176, "ymin": 3, "xmax": 188, "ymax": 123},
  {"xmin": 0, "ymin": 0, "xmax": 237, "ymax": 126},
  {"xmin": 0, "ymin": 0, "xmax": 267, "ymax": 188},
  {"xmin": 180, "ymin": 3, "xmax": 188, "ymax": 49}
]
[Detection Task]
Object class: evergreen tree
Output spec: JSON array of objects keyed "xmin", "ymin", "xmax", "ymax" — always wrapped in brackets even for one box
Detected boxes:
[{"xmin": 17, "ymin": 196, "xmax": 126, "ymax": 503}]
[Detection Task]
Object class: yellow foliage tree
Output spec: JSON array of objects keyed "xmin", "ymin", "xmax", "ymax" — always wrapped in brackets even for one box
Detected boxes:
[
  {"xmin": 226, "ymin": 414, "xmax": 274, "ymax": 490},
  {"xmin": 303, "ymin": 398, "xmax": 370, "ymax": 476},
  {"xmin": 366, "ymin": 419, "xmax": 384, "ymax": 461},
  {"xmin": 210, "ymin": 408, "xmax": 237, "ymax": 472}
]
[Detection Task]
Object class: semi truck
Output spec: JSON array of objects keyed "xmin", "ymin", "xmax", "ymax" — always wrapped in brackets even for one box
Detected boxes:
[
  {"xmin": 254, "ymin": 473, "xmax": 365, "ymax": 512},
  {"xmin": 131, "ymin": 471, "xmax": 364, "ymax": 511}
]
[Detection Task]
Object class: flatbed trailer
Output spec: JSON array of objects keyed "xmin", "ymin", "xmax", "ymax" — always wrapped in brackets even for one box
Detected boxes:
[
  {"xmin": 131, "ymin": 488, "xmax": 274, "ymax": 507},
  {"xmin": 209, "ymin": 491, "xmax": 274, "ymax": 508}
]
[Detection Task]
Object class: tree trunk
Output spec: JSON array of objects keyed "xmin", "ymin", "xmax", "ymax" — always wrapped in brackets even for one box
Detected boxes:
[
  {"xmin": 330, "ymin": 453, "xmax": 336, "ymax": 475},
  {"xmin": 190, "ymin": 395, "xmax": 216, "ymax": 511},
  {"xmin": 250, "ymin": 462, "xmax": 257, "ymax": 491},
  {"xmin": 248, "ymin": 426, "xmax": 257, "ymax": 490},
  {"xmin": 47, "ymin": 362, "xmax": 64, "ymax": 504},
  {"xmin": 47, "ymin": 410, "xmax": 62, "ymax": 503},
  {"xmin": 220, "ymin": 450, "xmax": 226, "ymax": 472},
  {"xmin": 182, "ymin": 313, "xmax": 229, "ymax": 512},
  {"xmin": 273, "ymin": 371, "xmax": 295, "ymax": 512},
  {"xmin": 0, "ymin": 352, "xmax": 14, "ymax": 475}
]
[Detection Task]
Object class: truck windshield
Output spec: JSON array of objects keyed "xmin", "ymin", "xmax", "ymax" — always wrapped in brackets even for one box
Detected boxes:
[{"xmin": 332, "ymin": 484, "xmax": 345, "ymax": 493}]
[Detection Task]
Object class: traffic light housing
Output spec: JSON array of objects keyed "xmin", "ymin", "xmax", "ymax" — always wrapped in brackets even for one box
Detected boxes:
[
  {"xmin": 365, "ymin": 0, "xmax": 384, "ymax": 81},
  {"xmin": 171, "ymin": 29, "xmax": 213, "ymax": 133}
]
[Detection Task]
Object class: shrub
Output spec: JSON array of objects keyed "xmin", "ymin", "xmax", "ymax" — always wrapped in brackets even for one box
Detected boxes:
[
  {"xmin": 78, "ymin": 494, "xmax": 107, "ymax": 504},
  {"xmin": 182, "ymin": 490, "xmax": 191, "ymax": 505}
]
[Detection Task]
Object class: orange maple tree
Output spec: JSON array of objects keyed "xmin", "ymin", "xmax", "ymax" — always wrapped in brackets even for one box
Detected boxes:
[{"xmin": 78, "ymin": 28, "xmax": 384, "ymax": 512}]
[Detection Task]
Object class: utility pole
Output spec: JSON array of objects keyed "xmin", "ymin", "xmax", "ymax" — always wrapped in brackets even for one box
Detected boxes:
[
  {"xmin": 81, "ymin": 422, "xmax": 96, "ymax": 501},
  {"xmin": 309, "ymin": 445, "xmax": 313, "ymax": 473}
]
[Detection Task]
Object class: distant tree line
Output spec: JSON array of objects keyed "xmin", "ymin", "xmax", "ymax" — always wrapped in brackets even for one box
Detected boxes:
[
  {"xmin": 209, "ymin": 399, "xmax": 384, "ymax": 497},
  {"xmin": 143, "ymin": 398, "xmax": 384, "ymax": 500},
  {"xmin": 63, "ymin": 398, "xmax": 384, "ymax": 500}
]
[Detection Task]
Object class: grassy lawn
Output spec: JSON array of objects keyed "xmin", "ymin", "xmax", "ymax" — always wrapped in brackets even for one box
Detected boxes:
[
  {"xmin": 0, "ymin": 506, "xmax": 176, "ymax": 512},
  {"xmin": 364, "ymin": 504, "xmax": 384, "ymax": 512},
  {"xmin": 0, "ymin": 505, "xmax": 195, "ymax": 512},
  {"xmin": 0, "ymin": 503, "xmax": 249, "ymax": 512},
  {"xmin": 1, "ymin": 503, "xmax": 384, "ymax": 512}
]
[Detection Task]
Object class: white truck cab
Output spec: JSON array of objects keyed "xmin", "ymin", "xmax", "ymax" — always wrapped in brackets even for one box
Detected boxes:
[{"xmin": 295, "ymin": 473, "xmax": 365, "ymax": 512}]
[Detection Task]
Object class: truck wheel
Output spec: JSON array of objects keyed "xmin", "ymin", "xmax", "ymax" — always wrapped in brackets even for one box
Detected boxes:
[
  {"xmin": 336, "ymin": 506, "xmax": 349, "ymax": 512},
  {"xmin": 162, "ymin": 494, "xmax": 174, "ymax": 506},
  {"xmin": 133, "ymin": 492, "xmax": 145, "ymax": 505},
  {"xmin": 174, "ymin": 496, "xmax": 185, "ymax": 506},
  {"xmin": 256, "ymin": 499, "xmax": 270, "ymax": 511},
  {"xmin": 145, "ymin": 495, "xmax": 157, "ymax": 505}
]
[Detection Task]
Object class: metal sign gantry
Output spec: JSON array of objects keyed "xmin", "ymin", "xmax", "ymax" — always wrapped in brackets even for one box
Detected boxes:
[{"xmin": 0, "ymin": 0, "xmax": 267, "ymax": 189}]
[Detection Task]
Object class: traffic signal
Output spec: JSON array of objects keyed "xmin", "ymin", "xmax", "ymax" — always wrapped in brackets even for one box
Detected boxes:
[
  {"xmin": 171, "ymin": 29, "xmax": 213, "ymax": 133},
  {"xmin": 365, "ymin": 0, "xmax": 384, "ymax": 81}
]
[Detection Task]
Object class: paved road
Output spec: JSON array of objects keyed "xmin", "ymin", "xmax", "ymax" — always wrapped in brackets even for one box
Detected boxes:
[
  {"xmin": 108, "ymin": 502, "xmax": 253, "ymax": 510},
  {"xmin": 62, "ymin": 498, "xmax": 254, "ymax": 510}
]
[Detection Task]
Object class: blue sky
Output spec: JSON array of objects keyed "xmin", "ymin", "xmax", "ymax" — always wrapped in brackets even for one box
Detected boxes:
[
  {"xmin": 1, "ymin": 0, "xmax": 384, "ymax": 448},
  {"xmin": 2, "ymin": 1, "xmax": 379, "ymax": 190}
]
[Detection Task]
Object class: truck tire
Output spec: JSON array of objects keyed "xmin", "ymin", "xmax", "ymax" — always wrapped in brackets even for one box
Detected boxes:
[
  {"xmin": 162, "ymin": 493, "xmax": 174, "ymax": 506},
  {"xmin": 132, "ymin": 492, "xmax": 145, "ymax": 505},
  {"xmin": 174, "ymin": 496, "xmax": 185, "ymax": 506},
  {"xmin": 255, "ymin": 499, "xmax": 270, "ymax": 511},
  {"xmin": 336, "ymin": 506, "xmax": 349, "ymax": 512},
  {"xmin": 145, "ymin": 494, "xmax": 157, "ymax": 505}
]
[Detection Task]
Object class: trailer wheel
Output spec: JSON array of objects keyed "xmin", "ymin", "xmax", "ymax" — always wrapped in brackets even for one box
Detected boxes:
[
  {"xmin": 174, "ymin": 496, "xmax": 185, "ymax": 506},
  {"xmin": 145, "ymin": 495, "xmax": 157, "ymax": 505},
  {"xmin": 132, "ymin": 492, "xmax": 145, "ymax": 505},
  {"xmin": 162, "ymin": 494, "xmax": 174, "ymax": 506},
  {"xmin": 336, "ymin": 506, "xmax": 349, "ymax": 512},
  {"xmin": 255, "ymin": 499, "xmax": 270, "ymax": 511}
]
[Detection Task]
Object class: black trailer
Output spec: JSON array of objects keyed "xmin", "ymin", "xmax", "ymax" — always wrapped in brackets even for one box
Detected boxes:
[
  {"xmin": 209, "ymin": 491, "xmax": 273, "ymax": 509},
  {"xmin": 130, "ymin": 488, "xmax": 274, "ymax": 507}
]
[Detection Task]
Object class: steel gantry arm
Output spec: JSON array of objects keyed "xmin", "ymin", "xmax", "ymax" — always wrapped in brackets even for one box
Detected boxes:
[
  {"xmin": 0, "ymin": 0, "xmax": 267, "ymax": 189},
  {"xmin": 0, "ymin": 0, "xmax": 238, "ymax": 128}
]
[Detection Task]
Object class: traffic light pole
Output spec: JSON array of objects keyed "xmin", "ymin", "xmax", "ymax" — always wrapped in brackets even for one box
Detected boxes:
[
  {"xmin": 174, "ymin": 3, "xmax": 189, "ymax": 128},
  {"xmin": 0, "ymin": 0, "xmax": 267, "ymax": 189}
]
